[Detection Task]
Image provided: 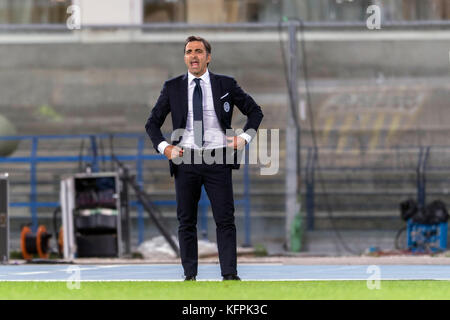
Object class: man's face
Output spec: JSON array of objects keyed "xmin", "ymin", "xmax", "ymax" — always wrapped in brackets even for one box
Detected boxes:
[{"xmin": 184, "ymin": 41, "xmax": 211, "ymax": 77}]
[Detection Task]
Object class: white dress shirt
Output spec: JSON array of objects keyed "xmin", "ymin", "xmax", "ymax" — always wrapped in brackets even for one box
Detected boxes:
[{"xmin": 157, "ymin": 70, "xmax": 251, "ymax": 154}]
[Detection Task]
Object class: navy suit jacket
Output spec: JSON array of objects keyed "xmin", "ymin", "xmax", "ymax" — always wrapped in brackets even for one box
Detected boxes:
[{"xmin": 145, "ymin": 71, "xmax": 264, "ymax": 176}]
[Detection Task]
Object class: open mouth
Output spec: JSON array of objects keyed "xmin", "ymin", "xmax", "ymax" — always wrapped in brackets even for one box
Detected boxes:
[{"xmin": 191, "ymin": 61, "xmax": 199, "ymax": 67}]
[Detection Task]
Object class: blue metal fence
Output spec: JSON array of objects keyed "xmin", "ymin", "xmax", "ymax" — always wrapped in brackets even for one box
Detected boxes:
[
  {"xmin": 6, "ymin": 133, "xmax": 448, "ymax": 239},
  {"xmin": 0, "ymin": 133, "xmax": 252, "ymax": 246}
]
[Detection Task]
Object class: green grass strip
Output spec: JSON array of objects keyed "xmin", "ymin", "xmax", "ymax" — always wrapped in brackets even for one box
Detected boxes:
[{"xmin": 0, "ymin": 281, "xmax": 449, "ymax": 300}]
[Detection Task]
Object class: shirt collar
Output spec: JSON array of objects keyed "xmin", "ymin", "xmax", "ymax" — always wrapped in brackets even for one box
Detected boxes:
[{"xmin": 188, "ymin": 69, "xmax": 210, "ymax": 85}]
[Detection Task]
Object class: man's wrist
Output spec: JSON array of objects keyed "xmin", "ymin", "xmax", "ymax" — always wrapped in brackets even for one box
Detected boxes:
[
  {"xmin": 157, "ymin": 141, "xmax": 170, "ymax": 155},
  {"xmin": 238, "ymin": 133, "xmax": 252, "ymax": 144}
]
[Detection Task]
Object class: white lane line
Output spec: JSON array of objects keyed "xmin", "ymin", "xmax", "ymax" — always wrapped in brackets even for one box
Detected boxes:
[
  {"xmin": 6, "ymin": 265, "xmax": 126, "ymax": 276},
  {"xmin": 1, "ymin": 278, "xmax": 449, "ymax": 282},
  {"xmin": 54, "ymin": 265, "xmax": 128, "ymax": 272},
  {"xmin": 0, "ymin": 279, "xmax": 185, "ymax": 282},
  {"xmin": 12, "ymin": 271, "xmax": 52, "ymax": 275},
  {"xmin": 96, "ymin": 265, "xmax": 130, "ymax": 268}
]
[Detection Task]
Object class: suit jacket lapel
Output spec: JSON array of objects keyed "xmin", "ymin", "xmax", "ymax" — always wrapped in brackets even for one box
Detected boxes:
[
  {"xmin": 180, "ymin": 73, "xmax": 188, "ymax": 126},
  {"xmin": 209, "ymin": 72, "xmax": 223, "ymax": 122}
]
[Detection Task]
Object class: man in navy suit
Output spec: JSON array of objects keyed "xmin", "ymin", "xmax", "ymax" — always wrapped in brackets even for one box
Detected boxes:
[{"xmin": 145, "ymin": 36, "xmax": 263, "ymax": 281}]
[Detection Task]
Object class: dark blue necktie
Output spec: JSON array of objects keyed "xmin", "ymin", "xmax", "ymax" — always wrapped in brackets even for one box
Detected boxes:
[{"xmin": 193, "ymin": 78, "xmax": 203, "ymax": 148}]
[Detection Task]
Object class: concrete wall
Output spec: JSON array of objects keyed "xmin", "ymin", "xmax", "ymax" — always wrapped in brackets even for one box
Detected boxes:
[{"xmin": 0, "ymin": 31, "xmax": 448, "ymax": 138}]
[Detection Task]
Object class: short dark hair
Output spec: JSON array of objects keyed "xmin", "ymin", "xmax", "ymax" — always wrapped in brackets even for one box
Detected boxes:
[{"xmin": 184, "ymin": 36, "xmax": 211, "ymax": 55}]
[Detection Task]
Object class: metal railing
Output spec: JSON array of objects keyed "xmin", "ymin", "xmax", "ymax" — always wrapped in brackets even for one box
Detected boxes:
[
  {"xmin": 0, "ymin": 20, "xmax": 449, "ymax": 31},
  {"xmin": 0, "ymin": 133, "xmax": 252, "ymax": 246}
]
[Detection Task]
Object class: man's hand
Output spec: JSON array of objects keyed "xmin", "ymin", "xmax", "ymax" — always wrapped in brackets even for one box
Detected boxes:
[
  {"xmin": 164, "ymin": 145, "xmax": 184, "ymax": 160},
  {"xmin": 226, "ymin": 136, "xmax": 247, "ymax": 150}
]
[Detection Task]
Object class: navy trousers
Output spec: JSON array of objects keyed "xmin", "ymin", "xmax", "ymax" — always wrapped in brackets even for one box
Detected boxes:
[{"xmin": 174, "ymin": 159, "xmax": 237, "ymax": 277}]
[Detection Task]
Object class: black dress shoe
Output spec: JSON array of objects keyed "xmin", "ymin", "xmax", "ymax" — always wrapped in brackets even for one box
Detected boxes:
[
  {"xmin": 184, "ymin": 276, "xmax": 196, "ymax": 281},
  {"xmin": 222, "ymin": 275, "xmax": 241, "ymax": 281}
]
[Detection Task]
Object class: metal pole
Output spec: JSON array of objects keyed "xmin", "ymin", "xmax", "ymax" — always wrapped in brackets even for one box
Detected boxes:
[
  {"xmin": 416, "ymin": 147, "xmax": 422, "ymax": 208},
  {"xmin": 285, "ymin": 21, "xmax": 300, "ymax": 251},
  {"xmin": 120, "ymin": 166, "xmax": 131, "ymax": 256},
  {"xmin": 421, "ymin": 146, "xmax": 431, "ymax": 208},
  {"xmin": 306, "ymin": 148, "xmax": 315, "ymax": 231},
  {"xmin": 416, "ymin": 146, "xmax": 430, "ymax": 209},
  {"xmin": 0, "ymin": 173, "xmax": 8, "ymax": 264},
  {"xmin": 137, "ymin": 136, "xmax": 145, "ymax": 245},
  {"xmin": 30, "ymin": 137, "xmax": 38, "ymax": 232}
]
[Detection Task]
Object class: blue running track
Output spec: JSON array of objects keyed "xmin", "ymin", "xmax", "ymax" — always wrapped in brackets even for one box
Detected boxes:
[{"xmin": 0, "ymin": 264, "xmax": 449, "ymax": 281}]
